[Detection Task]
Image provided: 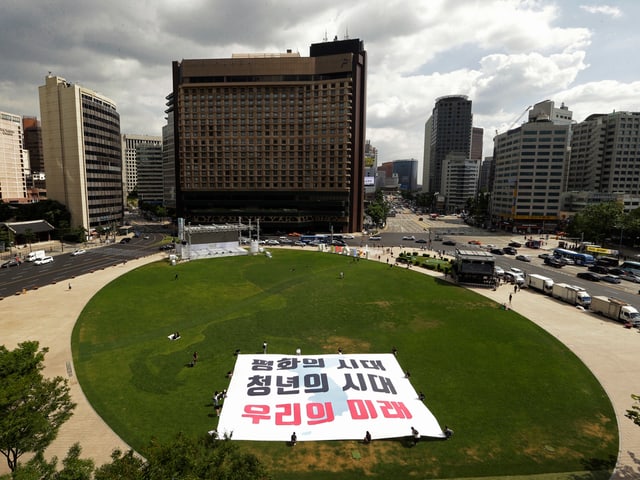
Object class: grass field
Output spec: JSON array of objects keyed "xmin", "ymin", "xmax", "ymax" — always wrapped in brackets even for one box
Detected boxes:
[{"xmin": 72, "ymin": 249, "xmax": 617, "ymax": 479}]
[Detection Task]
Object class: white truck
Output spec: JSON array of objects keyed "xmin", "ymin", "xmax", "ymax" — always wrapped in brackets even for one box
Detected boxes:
[
  {"xmin": 551, "ymin": 283, "xmax": 592, "ymax": 308},
  {"xmin": 26, "ymin": 250, "xmax": 46, "ymax": 262},
  {"xmin": 526, "ymin": 274, "xmax": 554, "ymax": 294},
  {"xmin": 590, "ymin": 296, "xmax": 640, "ymax": 325}
]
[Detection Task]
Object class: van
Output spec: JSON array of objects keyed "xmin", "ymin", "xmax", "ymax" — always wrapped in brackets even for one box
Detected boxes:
[{"xmin": 34, "ymin": 256, "xmax": 54, "ymax": 265}]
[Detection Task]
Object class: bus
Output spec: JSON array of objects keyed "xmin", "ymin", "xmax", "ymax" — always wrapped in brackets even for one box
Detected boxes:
[
  {"xmin": 553, "ymin": 248, "xmax": 595, "ymax": 266},
  {"xmin": 619, "ymin": 260, "xmax": 640, "ymax": 275}
]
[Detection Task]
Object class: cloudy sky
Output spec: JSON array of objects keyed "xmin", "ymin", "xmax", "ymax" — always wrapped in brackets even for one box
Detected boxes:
[{"xmin": 2, "ymin": 0, "xmax": 640, "ymax": 169}]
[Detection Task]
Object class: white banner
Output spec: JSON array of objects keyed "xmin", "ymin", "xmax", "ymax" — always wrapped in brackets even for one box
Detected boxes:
[{"xmin": 217, "ymin": 354, "xmax": 445, "ymax": 442}]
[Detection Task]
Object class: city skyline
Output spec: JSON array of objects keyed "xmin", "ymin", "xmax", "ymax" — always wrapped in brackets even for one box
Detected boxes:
[{"xmin": 2, "ymin": 0, "xmax": 640, "ymax": 172}]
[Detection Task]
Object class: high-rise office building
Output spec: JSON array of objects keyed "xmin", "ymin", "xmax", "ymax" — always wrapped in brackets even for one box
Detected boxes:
[
  {"xmin": 22, "ymin": 117, "xmax": 44, "ymax": 173},
  {"xmin": 0, "ymin": 111, "xmax": 28, "ymax": 202},
  {"xmin": 162, "ymin": 109, "xmax": 176, "ymax": 208},
  {"xmin": 470, "ymin": 127, "xmax": 484, "ymax": 161},
  {"xmin": 392, "ymin": 159, "xmax": 419, "ymax": 192},
  {"xmin": 424, "ymin": 95, "xmax": 473, "ymax": 194},
  {"xmin": 441, "ymin": 153, "xmax": 479, "ymax": 212},
  {"xmin": 122, "ymin": 134, "xmax": 162, "ymax": 196},
  {"xmin": 39, "ymin": 75, "xmax": 123, "ymax": 231},
  {"xmin": 170, "ymin": 38, "xmax": 367, "ymax": 233},
  {"xmin": 491, "ymin": 100, "xmax": 571, "ymax": 232},
  {"xmin": 137, "ymin": 142, "xmax": 164, "ymax": 204}
]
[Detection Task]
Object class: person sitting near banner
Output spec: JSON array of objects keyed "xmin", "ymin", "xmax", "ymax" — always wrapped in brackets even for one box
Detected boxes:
[
  {"xmin": 364, "ymin": 431, "xmax": 372, "ymax": 444},
  {"xmin": 290, "ymin": 432, "xmax": 297, "ymax": 446},
  {"xmin": 411, "ymin": 427, "xmax": 420, "ymax": 446},
  {"xmin": 444, "ymin": 425, "xmax": 454, "ymax": 439}
]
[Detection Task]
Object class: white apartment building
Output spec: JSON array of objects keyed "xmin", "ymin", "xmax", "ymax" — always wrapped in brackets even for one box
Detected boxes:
[{"xmin": 0, "ymin": 111, "xmax": 28, "ymax": 202}]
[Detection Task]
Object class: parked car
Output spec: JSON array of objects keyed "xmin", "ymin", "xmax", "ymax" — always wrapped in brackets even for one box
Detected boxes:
[
  {"xmin": 504, "ymin": 271, "xmax": 525, "ymax": 285},
  {"xmin": 71, "ymin": 249, "xmax": 86, "ymax": 256},
  {"xmin": 588, "ymin": 265, "xmax": 609, "ymax": 274},
  {"xmin": 494, "ymin": 266, "xmax": 505, "ymax": 277},
  {"xmin": 442, "ymin": 240, "xmax": 456, "ymax": 246},
  {"xmin": 515, "ymin": 254, "xmax": 532, "ymax": 262},
  {"xmin": 34, "ymin": 256, "xmax": 54, "ymax": 265},
  {"xmin": 508, "ymin": 267, "xmax": 524, "ymax": 275},
  {"xmin": 508, "ymin": 241, "xmax": 522, "ymax": 247},
  {"xmin": 577, "ymin": 272, "xmax": 601, "ymax": 282},
  {"xmin": 600, "ymin": 274, "xmax": 622, "ymax": 284},
  {"xmin": 502, "ymin": 247, "xmax": 517, "ymax": 255}
]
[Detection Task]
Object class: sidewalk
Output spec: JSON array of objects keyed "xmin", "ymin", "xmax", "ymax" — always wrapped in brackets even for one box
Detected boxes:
[{"xmin": 1, "ymin": 248, "xmax": 638, "ymax": 478}]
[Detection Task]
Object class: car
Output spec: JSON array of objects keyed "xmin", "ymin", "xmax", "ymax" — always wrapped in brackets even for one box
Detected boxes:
[
  {"xmin": 494, "ymin": 266, "xmax": 505, "ymax": 277},
  {"xmin": 600, "ymin": 274, "xmax": 621, "ymax": 284},
  {"xmin": 485, "ymin": 244, "xmax": 496, "ymax": 250},
  {"xmin": 294, "ymin": 241, "xmax": 306, "ymax": 247},
  {"xmin": 544, "ymin": 257, "xmax": 564, "ymax": 268},
  {"xmin": 265, "ymin": 239, "xmax": 280, "ymax": 245},
  {"xmin": 508, "ymin": 267, "xmax": 524, "ymax": 275},
  {"xmin": 279, "ymin": 238, "xmax": 293, "ymax": 245},
  {"xmin": 504, "ymin": 271, "xmax": 525, "ymax": 285},
  {"xmin": 342, "ymin": 234, "xmax": 355, "ymax": 239},
  {"xmin": 143, "ymin": 235, "xmax": 150, "ymax": 240},
  {"xmin": 490, "ymin": 248, "xmax": 504, "ymax": 255},
  {"xmin": 468, "ymin": 240, "xmax": 481, "ymax": 245},
  {"xmin": 330, "ymin": 240, "xmax": 346, "ymax": 246},
  {"xmin": 577, "ymin": 272, "xmax": 601, "ymax": 282},
  {"xmin": 71, "ymin": 249, "xmax": 86, "ymax": 256},
  {"xmin": 515, "ymin": 254, "xmax": 532, "ymax": 262},
  {"xmin": 442, "ymin": 240, "xmax": 456, "ymax": 246},
  {"xmin": 119, "ymin": 237, "xmax": 131, "ymax": 244},
  {"xmin": 607, "ymin": 268, "xmax": 627, "ymax": 276},
  {"xmin": 402, "ymin": 235, "xmax": 415, "ymax": 241},
  {"xmin": 159, "ymin": 243, "xmax": 175, "ymax": 251},
  {"xmin": 538, "ymin": 253, "xmax": 551, "ymax": 260},
  {"xmin": 508, "ymin": 241, "xmax": 522, "ymax": 247},
  {"xmin": 34, "ymin": 256, "xmax": 54, "ymax": 265},
  {"xmin": 415, "ymin": 238, "xmax": 427, "ymax": 244},
  {"xmin": 369, "ymin": 235, "xmax": 382, "ymax": 241},
  {"xmin": 588, "ymin": 265, "xmax": 609, "ymax": 274},
  {"xmin": 502, "ymin": 247, "xmax": 517, "ymax": 255},
  {"xmin": 622, "ymin": 273, "xmax": 640, "ymax": 283},
  {"xmin": 1, "ymin": 259, "xmax": 22, "ymax": 268}
]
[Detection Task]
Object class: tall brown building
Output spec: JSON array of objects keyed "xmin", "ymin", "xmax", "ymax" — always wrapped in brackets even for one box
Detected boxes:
[{"xmin": 170, "ymin": 38, "xmax": 367, "ymax": 233}]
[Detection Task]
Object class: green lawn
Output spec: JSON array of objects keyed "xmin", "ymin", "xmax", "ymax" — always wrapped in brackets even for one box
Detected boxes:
[{"xmin": 72, "ymin": 250, "xmax": 617, "ymax": 479}]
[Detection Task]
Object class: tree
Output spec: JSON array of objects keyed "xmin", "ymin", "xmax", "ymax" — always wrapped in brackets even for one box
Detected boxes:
[
  {"xmin": 566, "ymin": 201, "xmax": 624, "ymax": 244},
  {"xmin": 11, "ymin": 443, "xmax": 94, "ymax": 480},
  {"xmin": 0, "ymin": 341, "xmax": 76, "ymax": 472},
  {"xmin": 626, "ymin": 394, "xmax": 640, "ymax": 427},
  {"xmin": 93, "ymin": 433, "xmax": 270, "ymax": 480}
]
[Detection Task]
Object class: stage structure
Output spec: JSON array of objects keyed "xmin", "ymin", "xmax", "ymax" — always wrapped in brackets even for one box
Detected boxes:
[{"xmin": 176, "ymin": 218, "xmax": 251, "ymax": 260}]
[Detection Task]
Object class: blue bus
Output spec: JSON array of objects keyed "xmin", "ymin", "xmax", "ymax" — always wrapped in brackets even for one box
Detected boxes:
[{"xmin": 553, "ymin": 248, "xmax": 595, "ymax": 266}]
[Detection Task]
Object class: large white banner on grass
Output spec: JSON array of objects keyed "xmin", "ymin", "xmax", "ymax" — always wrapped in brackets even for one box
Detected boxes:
[{"xmin": 217, "ymin": 354, "xmax": 445, "ymax": 442}]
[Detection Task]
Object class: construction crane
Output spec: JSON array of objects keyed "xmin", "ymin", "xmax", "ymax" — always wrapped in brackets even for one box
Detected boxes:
[{"xmin": 508, "ymin": 105, "xmax": 533, "ymax": 130}]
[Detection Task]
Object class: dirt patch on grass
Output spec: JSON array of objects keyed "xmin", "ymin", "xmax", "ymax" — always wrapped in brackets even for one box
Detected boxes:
[
  {"xmin": 580, "ymin": 413, "xmax": 615, "ymax": 444},
  {"xmin": 323, "ymin": 336, "xmax": 370, "ymax": 353},
  {"xmin": 368, "ymin": 300, "xmax": 392, "ymax": 309},
  {"xmin": 408, "ymin": 316, "xmax": 441, "ymax": 332}
]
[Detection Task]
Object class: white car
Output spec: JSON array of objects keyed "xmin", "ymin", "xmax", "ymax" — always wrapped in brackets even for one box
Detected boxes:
[
  {"xmin": 71, "ymin": 249, "xmax": 86, "ymax": 256},
  {"xmin": 494, "ymin": 266, "xmax": 505, "ymax": 277},
  {"xmin": 509, "ymin": 267, "xmax": 524, "ymax": 275},
  {"xmin": 369, "ymin": 235, "xmax": 382, "ymax": 241},
  {"xmin": 34, "ymin": 256, "xmax": 54, "ymax": 265},
  {"xmin": 515, "ymin": 254, "xmax": 532, "ymax": 262},
  {"xmin": 402, "ymin": 235, "xmax": 416, "ymax": 241},
  {"xmin": 342, "ymin": 234, "xmax": 355, "ymax": 239}
]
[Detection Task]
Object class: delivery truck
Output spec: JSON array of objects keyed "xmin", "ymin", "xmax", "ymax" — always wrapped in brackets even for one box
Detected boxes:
[
  {"xmin": 26, "ymin": 250, "xmax": 46, "ymax": 262},
  {"xmin": 526, "ymin": 274, "xmax": 554, "ymax": 294},
  {"xmin": 551, "ymin": 283, "xmax": 591, "ymax": 308},
  {"xmin": 590, "ymin": 296, "xmax": 640, "ymax": 325}
]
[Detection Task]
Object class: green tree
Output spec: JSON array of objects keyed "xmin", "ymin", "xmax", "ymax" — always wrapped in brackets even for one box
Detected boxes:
[
  {"xmin": 11, "ymin": 443, "xmax": 94, "ymax": 480},
  {"xmin": 93, "ymin": 433, "xmax": 270, "ymax": 480},
  {"xmin": 566, "ymin": 201, "xmax": 624, "ymax": 244},
  {"xmin": 626, "ymin": 394, "xmax": 640, "ymax": 427},
  {"xmin": 0, "ymin": 342, "xmax": 76, "ymax": 472}
]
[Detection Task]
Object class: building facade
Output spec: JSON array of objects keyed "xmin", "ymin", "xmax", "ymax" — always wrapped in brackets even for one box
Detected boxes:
[
  {"xmin": 162, "ymin": 109, "xmax": 176, "ymax": 209},
  {"xmin": 392, "ymin": 159, "xmax": 419, "ymax": 192},
  {"xmin": 0, "ymin": 111, "xmax": 28, "ymax": 202},
  {"xmin": 39, "ymin": 75, "xmax": 123, "ymax": 231},
  {"xmin": 441, "ymin": 153, "xmax": 480, "ymax": 213},
  {"xmin": 170, "ymin": 38, "xmax": 367, "ymax": 233},
  {"xmin": 424, "ymin": 95, "xmax": 473, "ymax": 194},
  {"xmin": 136, "ymin": 142, "xmax": 164, "ymax": 204},
  {"xmin": 122, "ymin": 134, "xmax": 162, "ymax": 196},
  {"xmin": 490, "ymin": 100, "xmax": 572, "ymax": 232}
]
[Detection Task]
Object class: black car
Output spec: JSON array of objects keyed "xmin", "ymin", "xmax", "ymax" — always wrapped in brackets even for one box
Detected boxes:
[
  {"xmin": 442, "ymin": 240, "xmax": 456, "ymax": 246},
  {"xmin": 1, "ymin": 259, "xmax": 22, "ymax": 268},
  {"xmin": 508, "ymin": 241, "xmax": 522, "ymax": 248},
  {"xmin": 502, "ymin": 247, "xmax": 517, "ymax": 255},
  {"xmin": 577, "ymin": 272, "xmax": 601, "ymax": 282},
  {"xmin": 544, "ymin": 257, "xmax": 564, "ymax": 268},
  {"xmin": 159, "ymin": 243, "xmax": 176, "ymax": 251},
  {"xmin": 490, "ymin": 248, "xmax": 504, "ymax": 255},
  {"xmin": 607, "ymin": 268, "xmax": 627, "ymax": 276},
  {"xmin": 588, "ymin": 265, "xmax": 609, "ymax": 274},
  {"xmin": 415, "ymin": 239, "xmax": 427, "ymax": 244}
]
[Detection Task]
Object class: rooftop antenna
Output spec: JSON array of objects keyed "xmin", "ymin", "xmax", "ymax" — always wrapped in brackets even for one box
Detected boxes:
[
  {"xmin": 344, "ymin": 27, "xmax": 349, "ymax": 39},
  {"xmin": 323, "ymin": 30, "xmax": 328, "ymax": 42}
]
